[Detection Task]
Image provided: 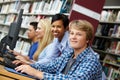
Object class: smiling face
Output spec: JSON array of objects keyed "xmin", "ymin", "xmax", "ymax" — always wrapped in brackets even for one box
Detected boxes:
[
  {"xmin": 69, "ymin": 28, "xmax": 88, "ymax": 50},
  {"xmin": 69, "ymin": 20, "xmax": 94, "ymax": 51},
  {"xmin": 51, "ymin": 20, "xmax": 66, "ymax": 41}
]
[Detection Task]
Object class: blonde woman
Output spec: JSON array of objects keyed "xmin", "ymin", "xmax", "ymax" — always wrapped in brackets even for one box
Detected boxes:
[
  {"xmin": 13, "ymin": 18, "xmax": 53, "ymax": 64},
  {"xmin": 33, "ymin": 19, "xmax": 53, "ymax": 61}
]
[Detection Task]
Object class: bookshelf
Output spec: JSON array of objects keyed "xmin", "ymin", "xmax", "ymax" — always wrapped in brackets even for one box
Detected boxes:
[
  {"xmin": 92, "ymin": 5, "xmax": 120, "ymax": 80},
  {"xmin": 0, "ymin": 0, "xmax": 73, "ymax": 56}
]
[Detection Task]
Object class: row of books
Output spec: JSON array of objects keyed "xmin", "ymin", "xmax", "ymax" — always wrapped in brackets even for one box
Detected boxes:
[
  {"xmin": 21, "ymin": 15, "xmax": 44, "ymax": 28},
  {"xmin": 95, "ymin": 24, "xmax": 120, "ymax": 38},
  {"xmin": 0, "ymin": 0, "xmax": 72, "ymax": 14},
  {"xmin": 0, "ymin": 14, "xmax": 16, "ymax": 25},
  {"xmin": 93, "ymin": 37, "xmax": 120, "ymax": 54},
  {"xmin": 14, "ymin": 39, "xmax": 31, "ymax": 56},
  {"xmin": 0, "ymin": 14, "xmax": 50, "ymax": 28},
  {"xmin": 107, "ymin": 41, "xmax": 120, "ymax": 54},
  {"xmin": 100, "ymin": 10, "xmax": 120, "ymax": 22},
  {"xmin": 103, "ymin": 66, "xmax": 120, "ymax": 80},
  {"xmin": 0, "ymin": 1, "xmax": 21, "ymax": 13}
]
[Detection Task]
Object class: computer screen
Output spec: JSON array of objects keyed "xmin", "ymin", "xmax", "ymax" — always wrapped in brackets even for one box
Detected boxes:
[
  {"xmin": 0, "ymin": 9, "xmax": 23, "ymax": 57},
  {"xmin": 6, "ymin": 9, "xmax": 23, "ymax": 50}
]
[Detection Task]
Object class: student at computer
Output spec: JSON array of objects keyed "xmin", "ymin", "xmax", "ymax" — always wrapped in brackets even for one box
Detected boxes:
[
  {"xmin": 13, "ymin": 22, "xmax": 39, "ymax": 60},
  {"xmin": 15, "ymin": 19, "xmax": 102, "ymax": 80},
  {"xmin": 13, "ymin": 18, "xmax": 53, "ymax": 64}
]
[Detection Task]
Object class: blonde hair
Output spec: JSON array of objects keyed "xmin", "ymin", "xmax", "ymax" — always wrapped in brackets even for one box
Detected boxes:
[
  {"xmin": 69, "ymin": 19, "xmax": 94, "ymax": 42},
  {"xmin": 33, "ymin": 19, "xmax": 53, "ymax": 60}
]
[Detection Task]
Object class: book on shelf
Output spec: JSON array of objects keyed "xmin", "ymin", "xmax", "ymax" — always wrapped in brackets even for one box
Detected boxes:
[
  {"xmin": 109, "ymin": 10, "xmax": 117, "ymax": 22},
  {"xmin": 100, "ymin": 10, "xmax": 108, "ymax": 21},
  {"xmin": 97, "ymin": 39, "xmax": 106, "ymax": 50},
  {"xmin": 0, "ymin": 15, "xmax": 6, "ymax": 23},
  {"xmin": 92, "ymin": 38, "xmax": 103, "ymax": 49},
  {"xmin": 108, "ymin": 27, "xmax": 114, "ymax": 36},
  {"xmin": 100, "ymin": 10, "xmax": 117, "ymax": 22},
  {"xmin": 115, "ymin": 41, "xmax": 120, "ymax": 54},
  {"xmin": 116, "ymin": 11, "xmax": 120, "ymax": 22},
  {"xmin": 111, "ymin": 69, "xmax": 120, "ymax": 80},
  {"xmin": 8, "ymin": 1, "xmax": 21, "ymax": 13},
  {"xmin": 111, "ymin": 25, "xmax": 120, "ymax": 38},
  {"xmin": 4, "ymin": 14, "xmax": 16, "ymax": 25},
  {"xmin": 111, "ymin": 25, "xmax": 118, "ymax": 37},
  {"xmin": 60, "ymin": 0, "xmax": 73, "ymax": 13},
  {"xmin": 21, "ymin": 16, "xmax": 37, "ymax": 28},
  {"xmin": 107, "ymin": 10, "xmax": 115, "ymax": 22},
  {"xmin": 1, "ymin": 4, "xmax": 10, "ymax": 13},
  {"xmin": 107, "ymin": 68, "xmax": 114, "ymax": 80},
  {"xmin": 47, "ymin": 0, "xmax": 54, "ymax": 13},
  {"xmin": 108, "ymin": 41, "xmax": 118, "ymax": 53},
  {"xmin": 36, "ymin": 0, "xmax": 45, "ymax": 13},
  {"xmin": 92, "ymin": 38, "xmax": 107, "ymax": 50},
  {"xmin": 14, "ymin": 40, "xmax": 24, "ymax": 53},
  {"xmin": 103, "ymin": 54, "xmax": 117, "ymax": 65},
  {"xmin": 103, "ymin": 66, "xmax": 120, "ymax": 80},
  {"xmin": 30, "ymin": 2, "xmax": 38, "ymax": 14},
  {"xmin": 21, "ymin": 3, "xmax": 31, "ymax": 14},
  {"xmin": 14, "ymin": 40, "xmax": 31, "ymax": 56},
  {"xmin": 20, "ymin": 41, "xmax": 31, "ymax": 56},
  {"xmin": 101, "ymin": 24, "xmax": 111, "ymax": 36},
  {"xmin": 115, "ymin": 26, "xmax": 120, "ymax": 38},
  {"xmin": 42, "ymin": 0, "xmax": 49, "ymax": 13},
  {"xmin": 49, "ymin": 0, "xmax": 63, "ymax": 14},
  {"xmin": 95, "ymin": 24, "xmax": 102, "ymax": 36}
]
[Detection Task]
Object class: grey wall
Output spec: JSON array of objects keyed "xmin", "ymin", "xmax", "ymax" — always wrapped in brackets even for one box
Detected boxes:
[{"xmin": 105, "ymin": 0, "xmax": 120, "ymax": 6}]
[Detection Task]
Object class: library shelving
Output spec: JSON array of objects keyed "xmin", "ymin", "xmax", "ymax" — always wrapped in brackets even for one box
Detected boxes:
[
  {"xmin": 92, "ymin": 6, "xmax": 120, "ymax": 80},
  {"xmin": 0, "ymin": 0, "xmax": 73, "ymax": 56}
]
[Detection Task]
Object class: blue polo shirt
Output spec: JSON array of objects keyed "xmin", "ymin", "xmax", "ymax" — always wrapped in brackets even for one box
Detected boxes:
[{"xmin": 28, "ymin": 42, "xmax": 38, "ymax": 60}]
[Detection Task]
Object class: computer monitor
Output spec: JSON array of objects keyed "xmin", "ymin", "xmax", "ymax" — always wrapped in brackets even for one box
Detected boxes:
[
  {"xmin": 0, "ymin": 9, "xmax": 23, "ymax": 56},
  {"xmin": 6, "ymin": 9, "xmax": 23, "ymax": 50}
]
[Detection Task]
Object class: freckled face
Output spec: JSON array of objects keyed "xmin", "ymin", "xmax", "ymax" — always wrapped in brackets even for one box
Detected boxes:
[{"xmin": 69, "ymin": 28, "xmax": 88, "ymax": 50}]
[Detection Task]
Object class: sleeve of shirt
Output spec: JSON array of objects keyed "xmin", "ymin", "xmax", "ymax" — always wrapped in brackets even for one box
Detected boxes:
[{"xmin": 31, "ymin": 52, "xmax": 68, "ymax": 73}]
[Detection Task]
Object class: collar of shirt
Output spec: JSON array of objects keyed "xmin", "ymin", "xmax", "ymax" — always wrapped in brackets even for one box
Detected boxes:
[
  {"xmin": 75, "ymin": 47, "xmax": 94, "ymax": 62},
  {"xmin": 58, "ymin": 31, "xmax": 69, "ymax": 51}
]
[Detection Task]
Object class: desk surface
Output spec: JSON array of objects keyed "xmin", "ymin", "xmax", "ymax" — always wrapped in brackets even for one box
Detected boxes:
[{"xmin": 0, "ymin": 57, "xmax": 34, "ymax": 80}]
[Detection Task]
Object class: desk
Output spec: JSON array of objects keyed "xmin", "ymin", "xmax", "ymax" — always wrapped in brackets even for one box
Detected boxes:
[{"xmin": 0, "ymin": 57, "xmax": 34, "ymax": 80}]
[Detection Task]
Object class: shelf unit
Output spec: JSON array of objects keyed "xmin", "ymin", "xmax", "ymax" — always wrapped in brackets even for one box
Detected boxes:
[
  {"xmin": 0, "ymin": 0, "xmax": 73, "ymax": 56},
  {"xmin": 92, "ymin": 6, "xmax": 120, "ymax": 79}
]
